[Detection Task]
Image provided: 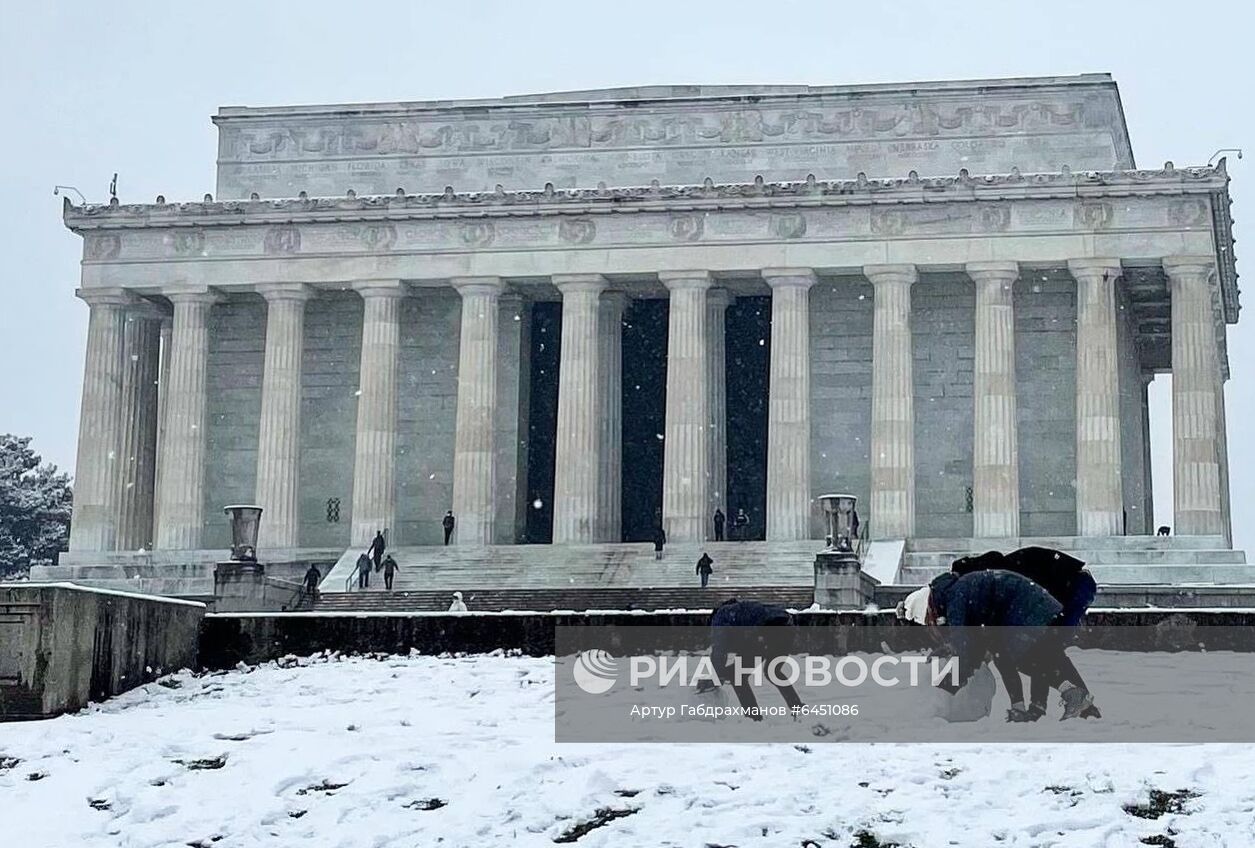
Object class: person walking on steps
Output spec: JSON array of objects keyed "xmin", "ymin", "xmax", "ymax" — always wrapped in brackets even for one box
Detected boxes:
[
  {"xmin": 356, "ymin": 550, "xmax": 372, "ymax": 590},
  {"xmin": 382, "ymin": 554, "xmax": 399, "ymax": 591},
  {"xmin": 303, "ymin": 563, "xmax": 322, "ymax": 603},
  {"xmin": 442, "ymin": 510, "xmax": 456, "ymax": 546},
  {"xmin": 653, "ymin": 525, "xmax": 667, "ymax": 560},
  {"xmin": 696, "ymin": 552, "xmax": 714, "ymax": 588},
  {"xmin": 370, "ymin": 530, "xmax": 387, "ymax": 571},
  {"xmin": 713, "ymin": 509, "xmax": 726, "ymax": 542}
]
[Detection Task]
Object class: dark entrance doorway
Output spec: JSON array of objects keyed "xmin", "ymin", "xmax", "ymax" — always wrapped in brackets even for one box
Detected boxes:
[
  {"xmin": 725, "ymin": 296, "xmax": 770, "ymax": 540},
  {"xmin": 621, "ymin": 298, "xmax": 667, "ymax": 542}
]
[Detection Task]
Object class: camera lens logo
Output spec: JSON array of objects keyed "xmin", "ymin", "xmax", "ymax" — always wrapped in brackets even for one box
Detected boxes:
[{"xmin": 572, "ymin": 649, "xmax": 618, "ymax": 695}]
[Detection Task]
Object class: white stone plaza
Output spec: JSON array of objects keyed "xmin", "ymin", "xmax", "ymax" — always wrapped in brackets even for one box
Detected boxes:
[{"xmin": 37, "ymin": 74, "xmax": 1248, "ymax": 600}]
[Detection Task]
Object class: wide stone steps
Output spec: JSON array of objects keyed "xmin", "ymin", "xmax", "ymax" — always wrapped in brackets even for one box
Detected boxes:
[
  {"xmin": 322, "ymin": 540, "xmax": 821, "ymax": 592},
  {"xmin": 315, "ymin": 585, "xmax": 816, "ymax": 613}
]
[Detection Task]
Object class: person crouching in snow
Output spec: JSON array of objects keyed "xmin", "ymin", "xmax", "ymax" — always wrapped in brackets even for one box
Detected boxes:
[
  {"xmin": 927, "ymin": 570, "xmax": 1099, "ymax": 720},
  {"xmin": 448, "ymin": 591, "xmax": 468, "ymax": 612},
  {"xmin": 952, "ymin": 547, "xmax": 1099, "ymax": 720},
  {"xmin": 696, "ymin": 599, "xmax": 804, "ymax": 719}
]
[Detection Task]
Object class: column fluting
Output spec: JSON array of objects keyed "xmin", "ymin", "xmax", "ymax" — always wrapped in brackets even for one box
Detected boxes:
[
  {"xmin": 763, "ymin": 269, "xmax": 816, "ymax": 541},
  {"xmin": 451, "ymin": 277, "xmax": 505, "ymax": 546},
  {"xmin": 115, "ymin": 310, "xmax": 162, "ymax": 551},
  {"xmin": 552, "ymin": 275, "xmax": 605, "ymax": 544},
  {"xmin": 596, "ymin": 291, "xmax": 627, "ymax": 543},
  {"xmin": 350, "ymin": 281, "xmax": 405, "ymax": 547},
  {"xmin": 866, "ymin": 264, "xmax": 917, "ymax": 540},
  {"xmin": 68, "ymin": 289, "xmax": 132, "ymax": 552},
  {"xmin": 661, "ymin": 271, "xmax": 711, "ymax": 542},
  {"xmin": 154, "ymin": 289, "xmax": 218, "ymax": 550},
  {"xmin": 1069, "ymin": 259, "xmax": 1124, "ymax": 536},
  {"xmin": 1164, "ymin": 257, "xmax": 1226, "ymax": 536},
  {"xmin": 967, "ymin": 261, "xmax": 1021, "ymax": 538},
  {"xmin": 254, "ymin": 284, "xmax": 313, "ymax": 550}
]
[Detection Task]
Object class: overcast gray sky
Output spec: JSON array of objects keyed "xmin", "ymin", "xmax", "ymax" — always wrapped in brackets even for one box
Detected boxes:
[{"xmin": 2, "ymin": 0, "xmax": 1249, "ymax": 550}]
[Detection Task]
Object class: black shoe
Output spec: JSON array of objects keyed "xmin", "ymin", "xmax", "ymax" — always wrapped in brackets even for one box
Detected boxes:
[
  {"xmin": 1079, "ymin": 704, "xmax": 1102, "ymax": 719},
  {"xmin": 1060, "ymin": 687, "xmax": 1094, "ymax": 720},
  {"xmin": 1006, "ymin": 704, "xmax": 1046, "ymax": 723}
]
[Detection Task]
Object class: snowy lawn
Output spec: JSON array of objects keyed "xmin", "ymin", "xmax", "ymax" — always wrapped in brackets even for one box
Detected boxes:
[{"xmin": 3, "ymin": 652, "xmax": 1253, "ymax": 848}]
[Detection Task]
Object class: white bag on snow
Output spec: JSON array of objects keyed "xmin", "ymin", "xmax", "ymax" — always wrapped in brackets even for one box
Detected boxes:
[{"xmin": 929, "ymin": 662, "xmax": 996, "ymax": 723}]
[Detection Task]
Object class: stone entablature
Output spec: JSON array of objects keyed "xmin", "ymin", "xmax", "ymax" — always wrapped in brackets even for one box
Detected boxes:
[
  {"xmin": 212, "ymin": 75, "xmax": 1133, "ymax": 198},
  {"xmin": 63, "ymin": 163, "xmax": 1240, "ymax": 377}
]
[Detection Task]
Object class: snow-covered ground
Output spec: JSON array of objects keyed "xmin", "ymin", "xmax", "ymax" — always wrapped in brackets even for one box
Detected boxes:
[{"xmin": 3, "ymin": 652, "xmax": 1254, "ymax": 848}]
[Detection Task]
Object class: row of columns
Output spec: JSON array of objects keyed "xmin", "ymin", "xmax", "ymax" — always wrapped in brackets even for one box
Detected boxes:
[{"xmin": 69, "ymin": 254, "xmax": 1232, "ymax": 554}]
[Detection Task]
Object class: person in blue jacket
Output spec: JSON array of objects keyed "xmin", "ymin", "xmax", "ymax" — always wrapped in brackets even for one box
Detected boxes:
[{"xmin": 927, "ymin": 570, "xmax": 1098, "ymax": 720}]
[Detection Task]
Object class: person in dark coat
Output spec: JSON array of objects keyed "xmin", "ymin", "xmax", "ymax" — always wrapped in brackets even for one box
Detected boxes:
[
  {"xmin": 928, "ymin": 570, "xmax": 1097, "ymax": 720},
  {"xmin": 303, "ymin": 564, "xmax": 321, "ymax": 599},
  {"xmin": 370, "ymin": 531, "xmax": 387, "ymax": 570},
  {"xmin": 696, "ymin": 552, "xmax": 714, "ymax": 588},
  {"xmin": 713, "ymin": 509, "xmax": 726, "ymax": 542},
  {"xmin": 702, "ymin": 599, "xmax": 804, "ymax": 718},
  {"xmin": 653, "ymin": 525, "xmax": 666, "ymax": 560},
  {"xmin": 356, "ymin": 551, "xmax": 372, "ymax": 589},
  {"xmin": 952, "ymin": 548, "xmax": 1098, "ymax": 719},
  {"xmin": 442, "ymin": 511, "xmax": 456, "ymax": 546},
  {"xmin": 381, "ymin": 554, "xmax": 400, "ymax": 591}
]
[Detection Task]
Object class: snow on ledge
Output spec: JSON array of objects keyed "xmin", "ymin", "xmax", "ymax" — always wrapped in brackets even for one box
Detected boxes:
[{"xmin": 0, "ymin": 581, "xmax": 207, "ymax": 609}]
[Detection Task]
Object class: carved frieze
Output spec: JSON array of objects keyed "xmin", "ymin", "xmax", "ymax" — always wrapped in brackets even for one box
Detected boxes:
[
  {"xmin": 166, "ymin": 229, "xmax": 206, "ymax": 256},
  {"xmin": 263, "ymin": 225, "xmax": 301, "ymax": 255},
  {"xmin": 668, "ymin": 213, "xmax": 704, "ymax": 242},
  {"xmin": 558, "ymin": 218, "xmax": 596, "ymax": 244},
  {"xmin": 769, "ymin": 212, "xmax": 807, "ymax": 240},
  {"xmin": 1168, "ymin": 197, "xmax": 1209, "ymax": 228},
  {"xmin": 1074, "ymin": 201, "xmax": 1113, "ymax": 230},
  {"xmin": 459, "ymin": 221, "xmax": 496, "ymax": 247},
  {"xmin": 222, "ymin": 101, "xmax": 1103, "ymax": 162},
  {"xmin": 870, "ymin": 209, "xmax": 908, "ymax": 236},
  {"xmin": 977, "ymin": 204, "xmax": 1012, "ymax": 232},
  {"xmin": 356, "ymin": 223, "xmax": 397, "ymax": 252}
]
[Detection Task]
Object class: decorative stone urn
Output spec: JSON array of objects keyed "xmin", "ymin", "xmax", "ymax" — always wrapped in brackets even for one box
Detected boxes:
[
  {"xmin": 818, "ymin": 493, "xmax": 858, "ymax": 552},
  {"xmin": 223, "ymin": 504, "xmax": 264, "ymax": 563}
]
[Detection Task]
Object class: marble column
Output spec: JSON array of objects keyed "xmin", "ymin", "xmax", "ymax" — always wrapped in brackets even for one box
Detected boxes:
[
  {"xmin": 596, "ymin": 291, "xmax": 627, "ymax": 543},
  {"xmin": 1068, "ymin": 259, "xmax": 1124, "ymax": 536},
  {"xmin": 154, "ymin": 289, "xmax": 218, "ymax": 550},
  {"xmin": 967, "ymin": 262, "xmax": 1021, "ymax": 538},
  {"xmin": 865, "ymin": 264, "xmax": 917, "ymax": 540},
  {"xmin": 68, "ymin": 289, "xmax": 132, "ymax": 552},
  {"xmin": 152, "ymin": 317, "xmax": 172, "ymax": 535},
  {"xmin": 706, "ymin": 289, "xmax": 731, "ymax": 522},
  {"xmin": 660, "ymin": 271, "xmax": 711, "ymax": 542},
  {"xmin": 350, "ymin": 280, "xmax": 405, "ymax": 547},
  {"xmin": 451, "ymin": 277, "xmax": 505, "ymax": 546},
  {"xmin": 253, "ymin": 284, "xmax": 313, "ymax": 550},
  {"xmin": 115, "ymin": 309, "xmax": 162, "ymax": 551},
  {"xmin": 1163, "ymin": 257, "xmax": 1226, "ymax": 536},
  {"xmin": 764, "ymin": 269, "xmax": 815, "ymax": 541},
  {"xmin": 551, "ymin": 275, "xmax": 605, "ymax": 544}
]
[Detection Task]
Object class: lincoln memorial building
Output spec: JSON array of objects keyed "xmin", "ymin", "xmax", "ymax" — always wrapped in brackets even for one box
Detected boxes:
[{"xmin": 41, "ymin": 74, "xmax": 1248, "ymax": 600}]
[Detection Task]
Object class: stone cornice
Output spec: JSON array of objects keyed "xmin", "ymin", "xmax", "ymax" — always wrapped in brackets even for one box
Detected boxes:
[{"xmin": 64, "ymin": 164, "xmax": 1228, "ymax": 230}]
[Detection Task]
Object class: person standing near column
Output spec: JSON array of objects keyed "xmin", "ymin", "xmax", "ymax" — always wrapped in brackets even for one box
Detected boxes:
[{"xmin": 443, "ymin": 510, "xmax": 456, "ymax": 546}]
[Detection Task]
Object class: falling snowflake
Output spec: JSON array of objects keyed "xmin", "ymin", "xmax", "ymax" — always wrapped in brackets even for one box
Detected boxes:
[{"xmin": 532, "ymin": 499, "xmax": 543, "ymax": 509}]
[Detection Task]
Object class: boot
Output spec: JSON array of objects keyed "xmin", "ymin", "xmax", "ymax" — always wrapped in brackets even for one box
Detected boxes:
[{"xmin": 1059, "ymin": 686, "xmax": 1094, "ymax": 720}]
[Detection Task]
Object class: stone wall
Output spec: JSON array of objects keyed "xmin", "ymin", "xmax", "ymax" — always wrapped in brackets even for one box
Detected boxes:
[
  {"xmin": 0, "ymin": 584, "xmax": 204, "ymax": 719},
  {"xmin": 299, "ymin": 291, "xmax": 361, "ymax": 549},
  {"xmin": 912, "ymin": 274, "xmax": 976, "ymax": 537},
  {"xmin": 200, "ymin": 608, "xmax": 1255, "ymax": 668},
  {"xmin": 395, "ymin": 289, "xmax": 460, "ymax": 545},
  {"xmin": 203, "ymin": 296, "xmax": 265, "ymax": 548},
  {"xmin": 809, "ymin": 276, "xmax": 874, "ymax": 536},
  {"xmin": 1015, "ymin": 272, "xmax": 1078, "ymax": 536}
]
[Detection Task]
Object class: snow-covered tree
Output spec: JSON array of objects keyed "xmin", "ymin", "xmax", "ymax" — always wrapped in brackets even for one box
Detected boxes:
[{"xmin": 0, "ymin": 435, "xmax": 72, "ymax": 578}]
